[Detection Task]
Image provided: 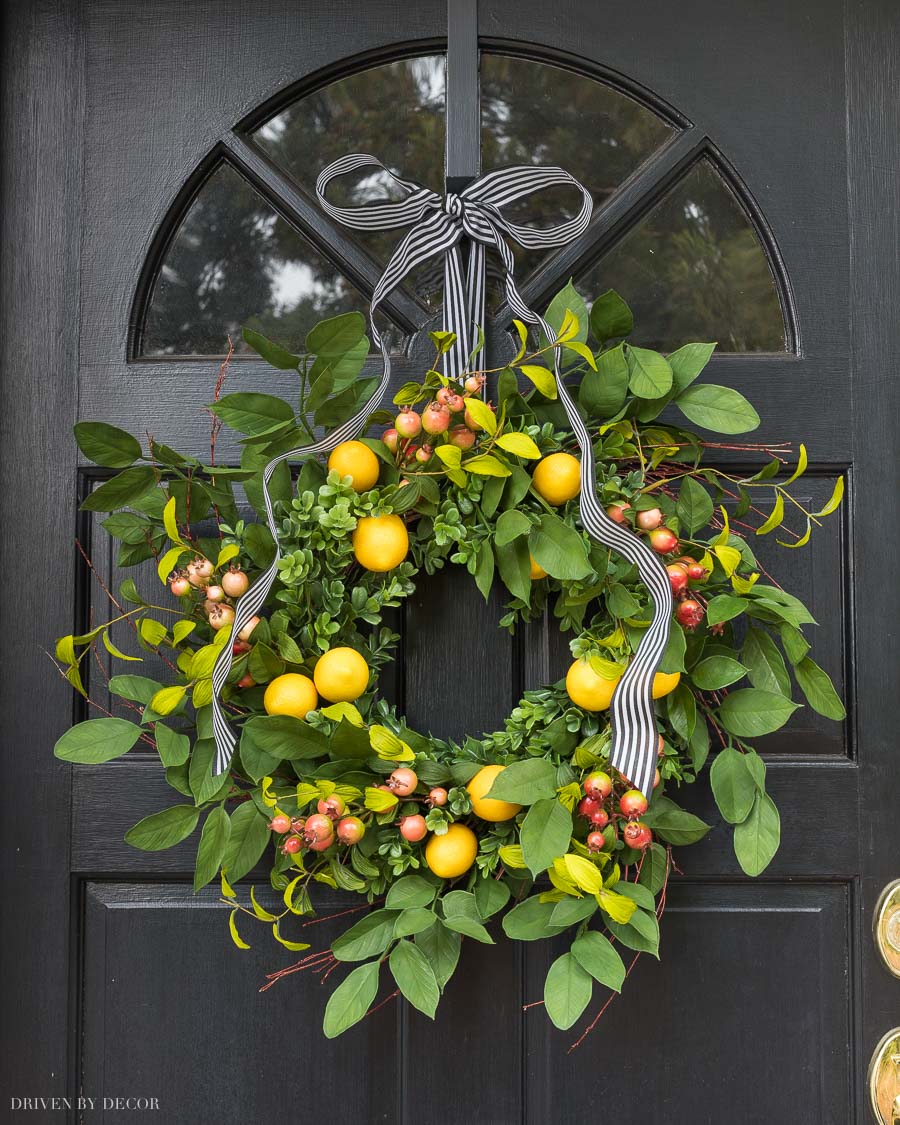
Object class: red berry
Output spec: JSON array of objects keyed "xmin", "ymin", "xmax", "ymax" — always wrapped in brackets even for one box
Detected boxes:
[
  {"xmin": 428, "ymin": 787, "xmax": 448, "ymax": 807},
  {"xmin": 237, "ymin": 673, "xmax": 255, "ymax": 689},
  {"xmin": 606, "ymin": 503, "xmax": 631, "ymax": 524},
  {"xmin": 654, "ymin": 769, "xmax": 661, "ymax": 789},
  {"xmin": 238, "ymin": 615, "xmax": 260, "ymax": 642},
  {"xmin": 268, "ymin": 814, "xmax": 291, "ymax": 834},
  {"xmin": 382, "ymin": 427, "xmax": 400, "ymax": 453},
  {"xmin": 464, "ymin": 374, "xmax": 485, "ymax": 394},
  {"xmin": 448, "ymin": 425, "xmax": 476, "ymax": 450},
  {"xmin": 619, "ymin": 789, "xmax": 649, "ymax": 818},
  {"xmin": 577, "ymin": 796, "xmax": 601, "ymax": 821},
  {"xmin": 445, "ymin": 392, "xmax": 465, "ymax": 413},
  {"xmin": 336, "ymin": 816, "xmax": 365, "ymax": 845},
  {"xmin": 435, "ymin": 386, "xmax": 454, "ymax": 407},
  {"xmin": 587, "ymin": 831, "xmax": 606, "ymax": 853},
  {"xmin": 422, "ymin": 402, "xmax": 451, "ymax": 435},
  {"xmin": 415, "ymin": 443, "xmax": 433, "ymax": 464},
  {"xmin": 232, "ymin": 639, "xmax": 251, "ymax": 655},
  {"xmin": 676, "ymin": 599, "xmax": 705, "ymax": 630},
  {"xmin": 290, "ymin": 817, "xmax": 306, "ymax": 835},
  {"xmin": 395, "ymin": 407, "xmax": 422, "ymax": 438},
  {"xmin": 281, "ymin": 835, "xmax": 302, "ymax": 854},
  {"xmin": 317, "ymin": 794, "xmax": 346, "ymax": 821},
  {"xmin": 623, "ymin": 821, "xmax": 653, "ymax": 849},
  {"xmin": 583, "ymin": 771, "xmax": 613, "ymax": 801},
  {"xmin": 657, "ymin": 734, "xmax": 665, "ymax": 757},
  {"xmin": 308, "ymin": 835, "xmax": 334, "ymax": 852},
  {"xmin": 169, "ymin": 573, "xmax": 191, "ymax": 597},
  {"xmin": 221, "ymin": 568, "xmax": 249, "ymax": 598},
  {"xmin": 648, "ymin": 527, "xmax": 679, "ymax": 554},
  {"xmin": 303, "ymin": 813, "xmax": 334, "ymax": 844},
  {"xmin": 389, "ymin": 768, "xmax": 418, "ymax": 797},
  {"xmin": 399, "ymin": 814, "xmax": 427, "ymax": 842},
  {"xmin": 666, "ymin": 563, "xmax": 689, "ymax": 597},
  {"xmin": 686, "ymin": 563, "xmax": 708, "ymax": 582},
  {"xmin": 636, "ymin": 507, "xmax": 663, "ymax": 531},
  {"xmin": 590, "ymin": 808, "xmax": 610, "ymax": 828}
]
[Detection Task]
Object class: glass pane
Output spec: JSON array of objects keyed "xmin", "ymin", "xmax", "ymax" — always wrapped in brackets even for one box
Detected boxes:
[
  {"xmin": 253, "ymin": 56, "xmax": 446, "ymax": 272},
  {"xmin": 575, "ymin": 161, "xmax": 786, "ymax": 352},
  {"xmin": 481, "ymin": 54, "xmax": 675, "ymax": 285},
  {"xmin": 142, "ymin": 164, "xmax": 369, "ymax": 356}
]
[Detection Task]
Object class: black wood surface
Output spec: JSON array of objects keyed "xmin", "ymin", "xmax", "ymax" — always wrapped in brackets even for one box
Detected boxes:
[{"xmin": 2, "ymin": 1, "xmax": 898, "ymax": 1122}]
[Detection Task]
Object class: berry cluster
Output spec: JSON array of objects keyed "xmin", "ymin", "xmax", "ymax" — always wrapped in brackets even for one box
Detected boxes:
[
  {"xmin": 382, "ymin": 374, "xmax": 491, "ymax": 466},
  {"xmin": 577, "ymin": 738, "xmax": 665, "ymax": 854}
]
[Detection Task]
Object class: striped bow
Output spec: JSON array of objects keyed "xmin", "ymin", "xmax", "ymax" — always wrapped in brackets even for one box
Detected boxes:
[{"xmin": 211, "ymin": 154, "xmax": 672, "ymax": 799}]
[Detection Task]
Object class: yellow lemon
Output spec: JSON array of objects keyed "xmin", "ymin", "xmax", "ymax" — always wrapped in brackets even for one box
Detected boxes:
[
  {"xmin": 313, "ymin": 646, "xmax": 370, "ymax": 703},
  {"xmin": 565, "ymin": 660, "xmax": 621, "ymax": 711},
  {"xmin": 352, "ymin": 514, "xmax": 409, "ymax": 572},
  {"xmin": 652, "ymin": 671, "xmax": 681, "ymax": 699},
  {"xmin": 529, "ymin": 555, "xmax": 547, "ymax": 580},
  {"xmin": 467, "ymin": 764, "xmax": 522, "ymax": 822},
  {"xmin": 263, "ymin": 673, "xmax": 318, "ymax": 719},
  {"xmin": 532, "ymin": 452, "xmax": 581, "ymax": 505},
  {"xmin": 425, "ymin": 823, "xmax": 478, "ymax": 879},
  {"xmin": 327, "ymin": 440, "xmax": 380, "ymax": 492}
]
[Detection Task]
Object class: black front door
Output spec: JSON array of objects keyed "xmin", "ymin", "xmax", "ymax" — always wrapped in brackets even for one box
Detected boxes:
[{"xmin": 2, "ymin": 1, "xmax": 898, "ymax": 1121}]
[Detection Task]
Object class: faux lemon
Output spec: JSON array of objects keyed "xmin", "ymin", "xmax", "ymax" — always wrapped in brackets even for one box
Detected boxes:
[
  {"xmin": 467, "ymin": 764, "xmax": 522, "ymax": 822},
  {"xmin": 424, "ymin": 823, "xmax": 478, "ymax": 878},
  {"xmin": 263, "ymin": 673, "xmax": 318, "ymax": 719},
  {"xmin": 565, "ymin": 660, "xmax": 620, "ymax": 711},
  {"xmin": 352, "ymin": 514, "xmax": 409, "ymax": 572},
  {"xmin": 652, "ymin": 671, "xmax": 681, "ymax": 699},
  {"xmin": 327, "ymin": 440, "xmax": 380, "ymax": 492},
  {"xmin": 531, "ymin": 452, "xmax": 581, "ymax": 505},
  {"xmin": 529, "ymin": 555, "xmax": 547, "ymax": 580},
  {"xmin": 314, "ymin": 647, "xmax": 369, "ymax": 703}
]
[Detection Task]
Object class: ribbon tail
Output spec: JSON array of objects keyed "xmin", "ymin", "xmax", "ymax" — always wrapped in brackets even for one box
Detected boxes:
[
  {"xmin": 210, "ymin": 352, "xmax": 393, "ymax": 777},
  {"xmin": 443, "ymin": 243, "xmax": 469, "ymax": 384}
]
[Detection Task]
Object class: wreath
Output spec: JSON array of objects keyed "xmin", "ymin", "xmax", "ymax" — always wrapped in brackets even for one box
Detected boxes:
[{"xmin": 53, "ymin": 278, "xmax": 844, "ymax": 1043}]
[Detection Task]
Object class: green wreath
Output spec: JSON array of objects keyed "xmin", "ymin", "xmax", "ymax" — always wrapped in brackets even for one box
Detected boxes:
[{"xmin": 53, "ymin": 284, "xmax": 844, "ymax": 1042}]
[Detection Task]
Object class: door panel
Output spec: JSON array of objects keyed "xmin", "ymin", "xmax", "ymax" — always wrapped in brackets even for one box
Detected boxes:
[{"xmin": 3, "ymin": 1, "xmax": 898, "ymax": 1122}]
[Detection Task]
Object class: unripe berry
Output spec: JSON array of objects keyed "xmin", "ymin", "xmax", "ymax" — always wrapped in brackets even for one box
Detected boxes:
[
  {"xmin": 268, "ymin": 814, "xmax": 291, "ymax": 834},
  {"xmin": 445, "ymin": 392, "xmax": 465, "ymax": 413},
  {"xmin": 382, "ymin": 427, "xmax": 400, "ymax": 453},
  {"xmin": 303, "ymin": 813, "xmax": 334, "ymax": 843},
  {"xmin": 636, "ymin": 507, "xmax": 663, "ymax": 531},
  {"xmin": 170, "ymin": 573, "xmax": 191, "ymax": 597},
  {"xmin": 317, "ymin": 794, "xmax": 346, "ymax": 821},
  {"xmin": 648, "ymin": 527, "xmax": 679, "ymax": 554},
  {"xmin": 448, "ymin": 425, "xmax": 476, "ymax": 450},
  {"xmin": 666, "ymin": 563, "xmax": 690, "ymax": 597},
  {"xmin": 399, "ymin": 814, "xmax": 427, "ymax": 842},
  {"xmin": 428, "ymin": 787, "xmax": 448, "ymax": 807},
  {"xmin": 422, "ymin": 402, "xmax": 451, "ymax": 435},
  {"xmin": 238, "ymin": 615, "xmax": 260, "ymax": 642},
  {"xmin": 583, "ymin": 771, "xmax": 613, "ymax": 801},
  {"xmin": 336, "ymin": 816, "xmax": 365, "ymax": 845},
  {"xmin": 619, "ymin": 789, "xmax": 649, "ymax": 818},
  {"xmin": 606, "ymin": 503, "xmax": 631, "ymax": 524},
  {"xmin": 209, "ymin": 604, "xmax": 235, "ymax": 630},
  {"xmin": 221, "ymin": 568, "xmax": 249, "ymax": 598},
  {"xmin": 389, "ymin": 768, "xmax": 418, "ymax": 797},
  {"xmin": 623, "ymin": 821, "xmax": 653, "ymax": 849},
  {"xmin": 464, "ymin": 373, "xmax": 485, "ymax": 394},
  {"xmin": 281, "ymin": 835, "xmax": 302, "ymax": 854},
  {"xmin": 205, "ymin": 584, "xmax": 226, "ymax": 604},
  {"xmin": 415, "ymin": 443, "xmax": 433, "ymax": 463},
  {"xmin": 395, "ymin": 407, "xmax": 422, "ymax": 438}
]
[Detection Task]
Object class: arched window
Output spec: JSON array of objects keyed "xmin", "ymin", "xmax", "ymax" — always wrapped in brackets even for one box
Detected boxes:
[{"xmin": 136, "ymin": 47, "xmax": 789, "ymax": 358}]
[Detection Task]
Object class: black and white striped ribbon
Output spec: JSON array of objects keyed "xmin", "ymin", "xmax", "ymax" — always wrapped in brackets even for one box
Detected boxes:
[{"xmin": 211, "ymin": 154, "xmax": 671, "ymax": 798}]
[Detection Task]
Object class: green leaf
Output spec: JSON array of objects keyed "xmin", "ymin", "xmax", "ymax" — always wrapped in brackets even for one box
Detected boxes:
[
  {"xmin": 544, "ymin": 952, "xmax": 593, "ymax": 1030},
  {"xmin": 606, "ymin": 908, "xmax": 660, "ymax": 957},
  {"xmin": 80, "ymin": 466, "xmax": 159, "ymax": 511},
  {"xmin": 74, "ymin": 421, "xmax": 142, "ymax": 468},
  {"xmin": 579, "ymin": 343, "xmax": 629, "ymax": 419},
  {"xmin": 675, "ymin": 384, "xmax": 760, "ymax": 434},
  {"xmin": 228, "ymin": 908, "xmax": 251, "ymax": 950},
  {"xmin": 385, "ymin": 875, "xmax": 437, "ymax": 910},
  {"xmin": 627, "ymin": 346, "xmax": 673, "ymax": 398},
  {"xmin": 465, "ymin": 454, "xmax": 509, "ymax": 477},
  {"xmin": 154, "ymin": 723, "xmax": 190, "ymax": 767},
  {"xmin": 188, "ymin": 738, "xmax": 224, "ymax": 806},
  {"xmin": 240, "ymin": 715, "xmax": 330, "ymax": 761},
  {"xmin": 709, "ymin": 747, "xmax": 758, "ymax": 824},
  {"xmin": 486, "ymin": 759, "xmax": 557, "ymax": 805},
  {"xmin": 667, "ymin": 342, "xmax": 716, "ymax": 392},
  {"xmin": 108, "ymin": 674, "xmax": 161, "ymax": 705},
  {"xmin": 415, "ymin": 920, "xmax": 461, "ymax": 990},
  {"xmin": 393, "ymin": 907, "xmax": 438, "ymax": 939},
  {"xmin": 742, "ymin": 627, "xmax": 791, "ymax": 697},
  {"xmin": 691, "ymin": 655, "xmax": 747, "ymax": 691},
  {"xmin": 332, "ymin": 909, "xmax": 399, "ymax": 962},
  {"xmin": 54, "ymin": 717, "xmax": 143, "ymax": 763},
  {"xmin": 474, "ymin": 878, "xmax": 511, "ymax": 919},
  {"xmin": 589, "ymin": 289, "xmax": 633, "ymax": 343},
  {"xmin": 549, "ymin": 895, "xmax": 598, "ymax": 928},
  {"xmin": 642, "ymin": 795, "xmax": 711, "ymax": 845},
  {"xmin": 208, "ymin": 393, "xmax": 294, "ymax": 436},
  {"xmin": 494, "ymin": 536, "xmax": 532, "ymax": 602},
  {"xmin": 813, "ymin": 476, "xmax": 844, "ymax": 517},
  {"xmin": 242, "ymin": 326, "xmax": 300, "ymax": 369},
  {"xmin": 755, "ymin": 492, "xmax": 785, "ymax": 536},
  {"xmin": 637, "ymin": 843, "xmax": 669, "ymax": 895},
  {"xmin": 307, "ymin": 337, "xmax": 369, "ymax": 409},
  {"xmin": 140, "ymin": 618, "xmax": 168, "ymax": 648},
  {"xmin": 193, "ymin": 805, "xmax": 231, "ymax": 891},
  {"xmin": 156, "ymin": 545, "xmax": 184, "ymax": 584},
  {"xmin": 306, "ymin": 311, "xmax": 366, "ymax": 357},
  {"xmin": 519, "ymin": 798, "xmax": 573, "ymax": 878},
  {"xmin": 149, "ymin": 684, "xmax": 186, "ymax": 716},
  {"xmin": 502, "ymin": 896, "xmax": 569, "ymax": 941},
  {"xmin": 718, "ymin": 689, "xmax": 800, "ymax": 737},
  {"xmin": 793, "ymin": 657, "xmax": 846, "ymax": 719},
  {"xmin": 676, "ymin": 476, "xmax": 714, "ymax": 535},
  {"xmin": 571, "ymin": 931, "xmax": 626, "ymax": 992},
  {"xmin": 733, "ymin": 793, "xmax": 781, "ymax": 876},
  {"xmin": 706, "ymin": 594, "xmax": 748, "ymax": 626},
  {"xmin": 749, "ymin": 585, "xmax": 816, "ymax": 627},
  {"xmin": 221, "ymin": 801, "xmax": 270, "ymax": 881},
  {"xmin": 124, "ymin": 804, "xmax": 200, "ymax": 851},
  {"xmin": 528, "ymin": 514, "xmax": 592, "ymax": 580},
  {"xmin": 441, "ymin": 914, "xmax": 494, "ymax": 943},
  {"xmin": 780, "ymin": 624, "xmax": 811, "ymax": 665},
  {"xmin": 544, "ymin": 281, "xmax": 589, "ymax": 346},
  {"xmin": 323, "ymin": 961, "xmax": 380, "ymax": 1039},
  {"xmin": 315, "ymin": 376, "xmax": 379, "ymax": 429},
  {"xmin": 495, "ymin": 508, "xmax": 532, "ymax": 547},
  {"xmin": 389, "ymin": 940, "xmax": 440, "ymax": 1018},
  {"xmin": 461, "ymin": 397, "xmax": 497, "ymax": 435}
]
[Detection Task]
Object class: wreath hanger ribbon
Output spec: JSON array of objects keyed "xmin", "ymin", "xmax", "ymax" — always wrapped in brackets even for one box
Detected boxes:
[{"xmin": 211, "ymin": 154, "xmax": 672, "ymax": 800}]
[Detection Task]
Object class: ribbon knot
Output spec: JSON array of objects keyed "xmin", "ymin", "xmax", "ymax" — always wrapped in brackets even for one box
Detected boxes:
[{"xmin": 210, "ymin": 154, "xmax": 672, "ymax": 801}]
